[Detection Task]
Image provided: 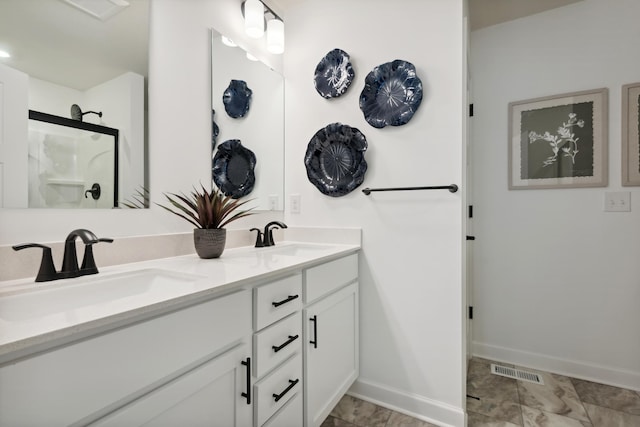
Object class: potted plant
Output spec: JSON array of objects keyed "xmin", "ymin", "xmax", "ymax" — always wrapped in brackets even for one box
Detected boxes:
[{"xmin": 158, "ymin": 184, "xmax": 254, "ymax": 259}]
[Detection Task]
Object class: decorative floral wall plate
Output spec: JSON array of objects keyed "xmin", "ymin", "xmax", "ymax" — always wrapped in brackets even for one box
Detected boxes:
[
  {"xmin": 314, "ymin": 48, "xmax": 355, "ymax": 99},
  {"xmin": 304, "ymin": 123, "xmax": 368, "ymax": 197},
  {"xmin": 211, "ymin": 109, "xmax": 219, "ymax": 149},
  {"xmin": 212, "ymin": 139, "xmax": 256, "ymax": 198},
  {"xmin": 223, "ymin": 80, "xmax": 252, "ymax": 118},
  {"xmin": 359, "ymin": 59, "xmax": 423, "ymax": 128}
]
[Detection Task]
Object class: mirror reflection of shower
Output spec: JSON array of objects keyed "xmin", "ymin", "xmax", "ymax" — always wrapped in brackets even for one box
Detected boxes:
[
  {"xmin": 70, "ymin": 104, "xmax": 103, "ymax": 122},
  {"xmin": 27, "ymin": 110, "xmax": 119, "ymax": 208}
]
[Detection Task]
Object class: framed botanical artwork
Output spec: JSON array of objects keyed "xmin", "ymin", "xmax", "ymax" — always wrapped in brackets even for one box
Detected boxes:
[
  {"xmin": 622, "ymin": 82, "xmax": 640, "ymax": 186},
  {"xmin": 508, "ymin": 88, "xmax": 608, "ymax": 189}
]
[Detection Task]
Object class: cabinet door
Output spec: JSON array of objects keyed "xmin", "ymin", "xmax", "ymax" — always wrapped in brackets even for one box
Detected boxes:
[
  {"xmin": 304, "ymin": 283, "xmax": 359, "ymax": 427},
  {"xmin": 92, "ymin": 343, "xmax": 253, "ymax": 427}
]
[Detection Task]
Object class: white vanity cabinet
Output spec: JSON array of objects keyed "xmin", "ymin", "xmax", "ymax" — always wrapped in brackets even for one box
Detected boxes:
[
  {"xmin": 92, "ymin": 342, "xmax": 252, "ymax": 427},
  {"xmin": 0, "ymin": 289, "xmax": 253, "ymax": 427},
  {"xmin": 0, "ymin": 248, "xmax": 360, "ymax": 427},
  {"xmin": 303, "ymin": 254, "xmax": 359, "ymax": 427}
]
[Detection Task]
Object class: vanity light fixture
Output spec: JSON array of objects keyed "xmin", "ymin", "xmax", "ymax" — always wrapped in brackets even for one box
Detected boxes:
[
  {"xmin": 266, "ymin": 18, "xmax": 284, "ymax": 54},
  {"xmin": 242, "ymin": 0, "xmax": 285, "ymax": 54},
  {"xmin": 243, "ymin": 0, "xmax": 265, "ymax": 39}
]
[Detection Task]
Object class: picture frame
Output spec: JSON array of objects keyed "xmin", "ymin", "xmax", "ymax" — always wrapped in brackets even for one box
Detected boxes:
[
  {"xmin": 622, "ymin": 82, "xmax": 640, "ymax": 186},
  {"xmin": 508, "ymin": 88, "xmax": 608, "ymax": 190}
]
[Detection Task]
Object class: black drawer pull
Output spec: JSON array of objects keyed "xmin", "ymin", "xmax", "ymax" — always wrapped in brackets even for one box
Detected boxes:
[
  {"xmin": 241, "ymin": 357, "xmax": 251, "ymax": 405},
  {"xmin": 272, "ymin": 334, "xmax": 299, "ymax": 353},
  {"xmin": 309, "ymin": 315, "xmax": 318, "ymax": 348},
  {"xmin": 273, "ymin": 378, "xmax": 299, "ymax": 402},
  {"xmin": 272, "ymin": 294, "xmax": 299, "ymax": 308}
]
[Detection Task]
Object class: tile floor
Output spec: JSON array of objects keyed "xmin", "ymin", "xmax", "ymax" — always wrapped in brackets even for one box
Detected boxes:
[{"xmin": 322, "ymin": 357, "xmax": 640, "ymax": 427}]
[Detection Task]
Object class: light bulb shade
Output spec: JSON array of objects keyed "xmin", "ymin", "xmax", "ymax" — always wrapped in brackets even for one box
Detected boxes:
[
  {"xmin": 267, "ymin": 19, "xmax": 284, "ymax": 54},
  {"xmin": 244, "ymin": 0, "xmax": 264, "ymax": 39}
]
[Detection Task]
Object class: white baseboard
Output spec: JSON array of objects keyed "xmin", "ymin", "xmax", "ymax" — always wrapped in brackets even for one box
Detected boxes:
[
  {"xmin": 348, "ymin": 379, "xmax": 465, "ymax": 427},
  {"xmin": 473, "ymin": 341, "xmax": 640, "ymax": 392}
]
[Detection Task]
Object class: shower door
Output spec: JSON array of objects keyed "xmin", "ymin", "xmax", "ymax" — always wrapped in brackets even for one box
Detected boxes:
[{"xmin": 27, "ymin": 110, "xmax": 119, "ymax": 208}]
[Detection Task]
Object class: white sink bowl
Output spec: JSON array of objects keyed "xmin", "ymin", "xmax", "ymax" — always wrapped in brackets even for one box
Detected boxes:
[
  {"xmin": 257, "ymin": 242, "xmax": 334, "ymax": 256},
  {"xmin": 0, "ymin": 269, "xmax": 206, "ymax": 323},
  {"xmin": 224, "ymin": 242, "xmax": 340, "ymax": 262}
]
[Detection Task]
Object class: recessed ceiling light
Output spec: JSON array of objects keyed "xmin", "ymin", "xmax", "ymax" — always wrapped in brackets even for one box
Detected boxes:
[{"xmin": 0, "ymin": 50, "xmax": 10, "ymax": 58}]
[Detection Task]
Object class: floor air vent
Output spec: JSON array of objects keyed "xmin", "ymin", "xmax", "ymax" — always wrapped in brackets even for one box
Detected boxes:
[{"xmin": 491, "ymin": 364, "xmax": 544, "ymax": 385}]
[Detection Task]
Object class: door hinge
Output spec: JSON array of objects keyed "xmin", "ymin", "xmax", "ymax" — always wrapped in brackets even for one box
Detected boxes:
[
  {"xmin": 469, "ymin": 306, "xmax": 474, "ymax": 319},
  {"xmin": 466, "ymin": 235, "xmax": 475, "ymax": 241},
  {"xmin": 469, "ymin": 103, "xmax": 474, "ymax": 117},
  {"xmin": 468, "ymin": 205, "xmax": 473, "ymax": 218}
]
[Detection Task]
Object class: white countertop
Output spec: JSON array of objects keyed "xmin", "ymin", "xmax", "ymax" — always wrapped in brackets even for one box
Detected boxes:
[{"xmin": 0, "ymin": 241, "xmax": 360, "ymax": 363}]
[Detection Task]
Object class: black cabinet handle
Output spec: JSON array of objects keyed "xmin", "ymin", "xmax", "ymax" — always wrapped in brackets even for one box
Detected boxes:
[
  {"xmin": 272, "ymin": 379, "xmax": 299, "ymax": 402},
  {"xmin": 272, "ymin": 335, "xmax": 299, "ymax": 353},
  {"xmin": 309, "ymin": 315, "xmax": 318, "ymax": 348},
  {"xmin": 272, "ymin": 294, "xmax": 299, "ymax": 308},
  {"xmin": 241, "ymin": 357, "xmax": 251, "ymax": 405}
]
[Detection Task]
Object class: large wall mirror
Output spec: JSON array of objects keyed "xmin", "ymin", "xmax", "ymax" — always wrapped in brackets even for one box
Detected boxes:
[
  {"xmin": 211, "ymin": 30, "xmax": 284, "ymax": 211},
  {"xmin": 0, "ymin": 0, "xmax": 149, "ymax": 209}
]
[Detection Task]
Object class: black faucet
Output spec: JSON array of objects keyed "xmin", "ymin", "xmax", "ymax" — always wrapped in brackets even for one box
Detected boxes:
[
  {"xmin": 250, "ymin": 228, "xmax": 265, "ymax": 248},
  {"xmin": 263, "ymin": 221, "xmax": 288, "ymax": 247},
  {"xmin": 12, "ymin": 229, "xmax": 113, "ymax": 282},
  {"xmin": 61, "ymin": 229, "xmax": 113, "ymax": 278}
]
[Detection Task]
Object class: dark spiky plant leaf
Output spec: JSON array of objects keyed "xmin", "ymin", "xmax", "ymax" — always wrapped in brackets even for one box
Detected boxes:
[
  {"xmin": 121, "ymin": 186, "xmax": 150, "ymax": 209},
  {"xmin": 157, "ymin": 185, "xmax": 255, "ymax": 229}
]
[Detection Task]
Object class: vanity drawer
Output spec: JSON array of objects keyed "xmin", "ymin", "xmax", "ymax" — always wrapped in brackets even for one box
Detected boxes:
[
  {"xmin": 262, "ymin": 390, "xmax": 302, "ymax": 427},
  {"xmin": 254, "ymin": 311, "xmax": 302, "ymax": 378},
  {"xmin": 255, "ymin": 354, "xmax": 302, "ymax": 427},
  {"xmin": 254, "ymin": 273, "xmax": 302, "ymax": 330},
  {"xmin": 304, "ymin": 253, "xmax": 358, "ymax": 303},
  {"xmin": 0, "ymin": 289, "xmax": 252, "ymax": 427}
]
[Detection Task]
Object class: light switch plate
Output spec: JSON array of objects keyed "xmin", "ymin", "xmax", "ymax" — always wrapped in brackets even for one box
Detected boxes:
[
  {"xmin": 604, "ymin": 191, "xmax": 631, "ymax": 212},
  {"xmin": 290, "ymin": 194, "xmax": 301, "ymax": 214},
  {"xmin": 268, "ymin": 195, "xmax": 278, "ymax": 211}
]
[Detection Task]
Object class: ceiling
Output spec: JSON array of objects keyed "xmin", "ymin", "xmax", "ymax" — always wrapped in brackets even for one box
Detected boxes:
[
  {"xmin": 0, "ymin": 0, "xmax": 581, "ymax": 91},
  {"xmin": 0, "ymin": 0, "xmax": 149, "ymax": 91},
  {"xmin": 467, "ymin": 0, "xmax": 583, "ymax": 30},
  {"xmin": 268, "ymin": 0, "xmax": 584, "ymax": 30}
]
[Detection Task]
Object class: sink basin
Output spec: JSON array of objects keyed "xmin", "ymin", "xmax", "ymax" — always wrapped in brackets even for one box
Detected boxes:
[
  {"xmin": 257, "ymin": 242, "xmax": 334, "ymax": 256},
  {"xmin": 223, "ymin": 242, "xmax": 341, "ymax": 262},
  {"xmin": 0, "ymin": 269, "xmax": 207, "ymax": 323}
]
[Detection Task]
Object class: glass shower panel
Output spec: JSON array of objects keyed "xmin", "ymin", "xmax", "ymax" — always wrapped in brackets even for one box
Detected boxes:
[{"xmin": 27, "ymin": 111, "xmax": 118, "ymax": 208}]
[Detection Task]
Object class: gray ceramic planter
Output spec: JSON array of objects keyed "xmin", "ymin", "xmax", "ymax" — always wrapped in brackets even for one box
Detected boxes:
[{"xmin": 193, "ymin": 228, "xmax": 226, "ymax": 259}]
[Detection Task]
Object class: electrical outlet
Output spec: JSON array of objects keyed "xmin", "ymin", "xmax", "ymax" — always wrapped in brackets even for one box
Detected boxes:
[
  {"xmin": 268, "ymin": 195, "xmax": 278, "ymax": 211},
  {"xmin": 290, "ymin": 194, "xmax": 301, "ymax": 214},
  {"xmin": 604, "ymin": 191, "xmax": 631, "ymax": 212}
]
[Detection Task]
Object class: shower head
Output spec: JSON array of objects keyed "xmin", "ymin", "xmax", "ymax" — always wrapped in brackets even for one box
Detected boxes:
[{"xmin": 70, "ymin": 104, "xmax": 103, "ymax": 122}]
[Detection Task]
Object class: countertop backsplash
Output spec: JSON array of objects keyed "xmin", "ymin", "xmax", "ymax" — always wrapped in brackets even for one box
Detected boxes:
[{"xmin": 0, "ymin": 227, "xmax": 361, "ymax": 282}]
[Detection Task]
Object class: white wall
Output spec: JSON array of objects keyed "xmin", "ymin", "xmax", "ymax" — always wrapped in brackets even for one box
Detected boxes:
[
  {"xmin": 471, "ymin": 0, "xmax": 640, "ymax": 390},
  {"xmin": 284, "ymin": 1, "xmax": 466, "ymax": 425}
]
